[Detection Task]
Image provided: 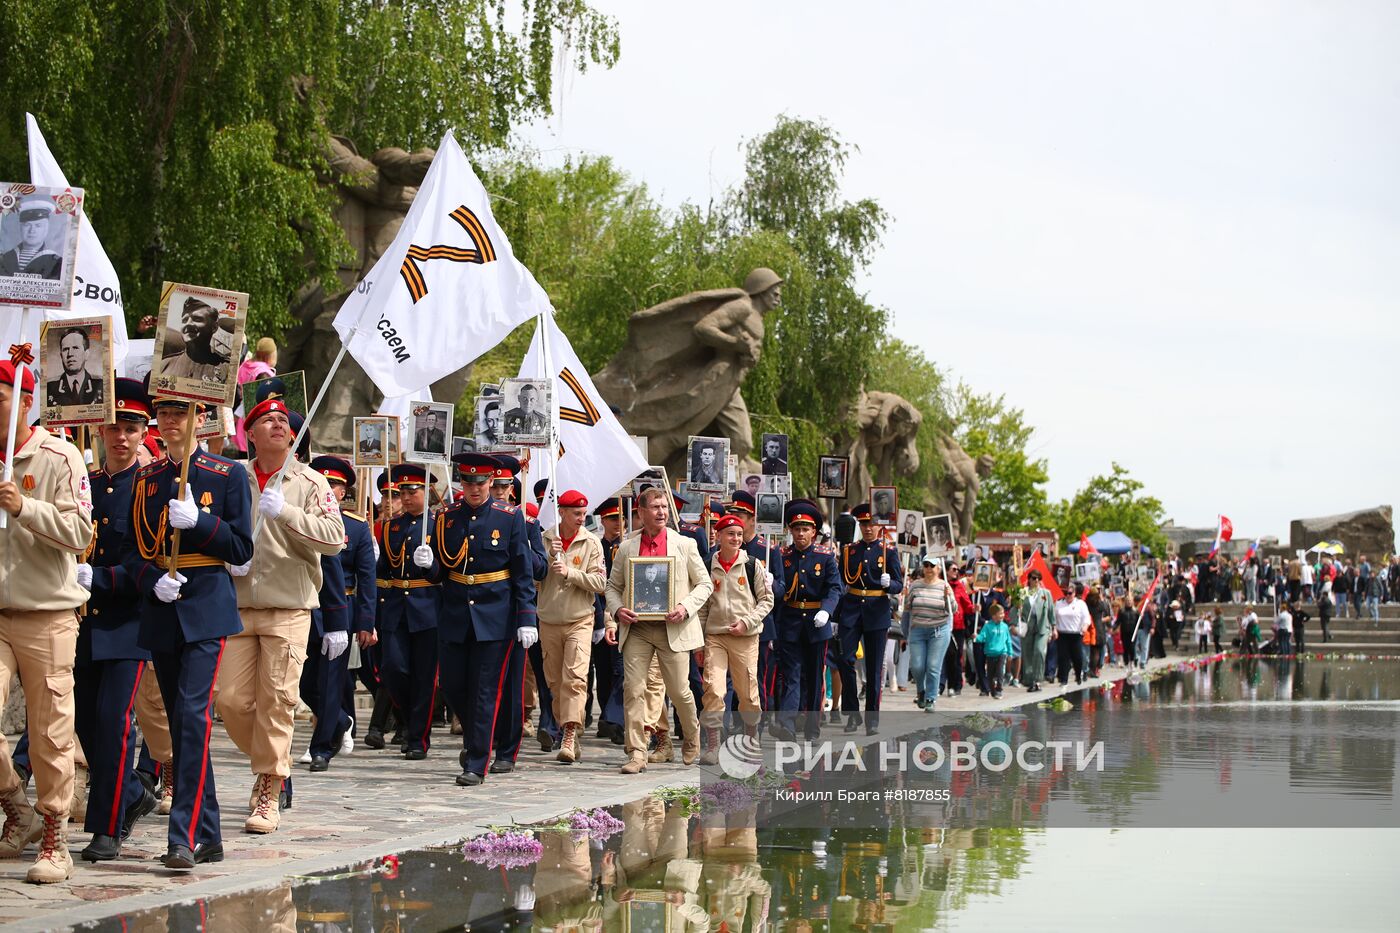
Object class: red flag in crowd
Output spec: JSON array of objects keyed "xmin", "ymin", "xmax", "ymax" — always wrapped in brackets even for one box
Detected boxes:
[
  {"xmin": 1137, "ymin": 571, "xmax": 1162, "ymax": 613},
  {"xmin": 1209, "ymin": 514, "xmax": 1233, "ymax": 558},
  {"xmin": 1018, "ymin": 549, "xmax": 1064, "ymax": 600},
  {"xmin": 1078, "ymin": 533, "xmax": 1098, "ymax": 556}
]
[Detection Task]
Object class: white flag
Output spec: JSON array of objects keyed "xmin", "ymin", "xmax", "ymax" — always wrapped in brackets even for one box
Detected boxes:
[
  {"xmin": 26, "ymin": 114, "xmax": 129, "ymax": 365},
  {"xmin": 521, "ymin": 313, "xmax": 647, "ymax": 529},
  {"xmin": 333, "ymin": 131, "xmax": 546, "ymax": 398}
]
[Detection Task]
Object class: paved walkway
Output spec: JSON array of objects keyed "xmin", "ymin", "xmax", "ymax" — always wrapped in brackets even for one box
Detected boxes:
[{"xmin": 0, "ymin": 650, "xmax": 1190, "ymax": 930}]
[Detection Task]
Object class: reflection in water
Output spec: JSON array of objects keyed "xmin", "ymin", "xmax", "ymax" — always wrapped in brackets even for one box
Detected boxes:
[{"xmin": 83, "ymin": 659, "xmax": 1400, "ymax": 931}]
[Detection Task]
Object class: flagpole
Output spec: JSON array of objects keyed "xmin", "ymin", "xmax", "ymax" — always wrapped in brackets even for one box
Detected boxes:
[
  {"xmin": 1, "ymin": 307, "xmax": 34, "ymax": 531},
  {"xmin": 539, "ymin": 311, "xmax": 560, "ymax": 531}
]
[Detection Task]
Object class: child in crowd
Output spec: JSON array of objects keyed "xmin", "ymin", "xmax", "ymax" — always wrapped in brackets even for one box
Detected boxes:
[
  {"xmin": 975, "ymin": 603, "xmax": 1013, "ymax": 699},
  {"xmin": 1195, "ymin": 612, "xmax": 1211, "ymax": 653}
]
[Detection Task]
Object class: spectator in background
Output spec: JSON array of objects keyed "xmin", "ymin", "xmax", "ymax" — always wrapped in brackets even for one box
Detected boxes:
[
  {"xmin": 1273, "ymin": 602, "xmax": 1293, "ymax": 655},
  {"xmin": 234, "ymin": 337, "xmax": 278, "ymax": 452},
  {"xmin": 1366, "ymin": 568, "xmax": 1383, "ymax": 621},
  {"xmin": 1243, "ymin": 559, "xmax": 1258, "ymax": 604},
  {"xmin": 1300, "ymin": 558, "xmax": 1314, "ymax": 602}
]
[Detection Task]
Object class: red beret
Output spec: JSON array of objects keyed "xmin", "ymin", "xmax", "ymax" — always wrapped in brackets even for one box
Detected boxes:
[
  {"xmin": 715, "ymin": 514, "xmax": 744, "ymax": 534},
  {"xmin": 0, "ymin": 361, "xmax": 36, "ymax": 394},
  {"xmin": 525, "ymin": 502, "xmax": 540, "ymax": 519},
  {"xmin": 557, "ymin": 489, "xmax": 587, "ymax": 508},
  {"xmin": 244, "ymin": 397, "xmax": 292, "ymax": 430}
]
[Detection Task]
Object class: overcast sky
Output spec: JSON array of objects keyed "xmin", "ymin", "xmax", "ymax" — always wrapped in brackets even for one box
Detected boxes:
[{"xmin": 519, "ymin": 1, "xmax": 1396, "ymax": 540}]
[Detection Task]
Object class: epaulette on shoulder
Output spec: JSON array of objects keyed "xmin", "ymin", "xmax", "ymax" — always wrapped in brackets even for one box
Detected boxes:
[
  {"xmin": 195, "ymin": 458, "xmax": 232, "ymax": 476},
  {"xmin": 491, "ymin": 501, "xmax": 519, "ymax": 514},
  {"xmin": 135, "ymin": 461, "xmax": 165, "ymax": 479},
  {"xmin": 814, "ymin": 544, "xmax": 835, "ymax": 555},
  {"xmin": 780, "ymin": 544, "xmax": 793, "ymax": 555}
]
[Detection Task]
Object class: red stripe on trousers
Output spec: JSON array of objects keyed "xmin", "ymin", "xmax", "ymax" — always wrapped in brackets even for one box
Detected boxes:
[
  {"xmin": 107, "ymin": 662, "xmax": 145, "ymax": 835},
  {"xmin": 189, "ymin": 639, "xmax": 227, "ymax": 848},
  {"xmin": 511, "ymin": 642, "xmax": 527, "ymax": 762},
  {"xmin": 420, "ymin": 668, "xmax": 438, "ymax": 750},
  {"xmin": 482, "ymin": 641, "xmax": 514, "ymax": 772}
]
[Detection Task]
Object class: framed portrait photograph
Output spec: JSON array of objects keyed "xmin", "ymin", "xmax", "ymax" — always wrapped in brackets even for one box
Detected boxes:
[
  {"xmin": 407, "ymin": 400, "xmax": 453, "ymax": 464},
  {"xmin": 239, "ymin": 369, "xmax": 307, "ymax": 420},
  {"xmin": 475, "ymin": 393, "xmax": 505, "ymax": 450},
  {"xmin": 354, "ymin": 416, "xmax": 389, "ymax": 468},
  {"xmin": 756, "ymin": 492, "xmax": 786, "ymax": 535},
  {"xmin": 739, "ymin": 473, "xmax": 763, "ymax": 498},
  {"xmin": 451, "ymin": 435, "xmax": 476, "ymax": 459},
  {"xmin": 726, "ymin": 453, "xmax": 738, "ymax": 492},
  {"xmin": 674, "ymin": 482, "xmax": 702, "ymax": 522},
  {"xmin": 628, "ymin": 556, "xmax": 675, "ymax": 620},
  {"xmin": 686, "ymin": 435, "xmax": 729, "ymax": 493},
  {"xmin": 972, "ymin": 561, "xmax": 997, "ymax": 592},
  {"xmin": 382, "ymin": 414, "xmax": 402, "ymax": 465},
  {"xmin": 924, "ymin": 513, "xmax": 955, "ymax": 558},
  {"xmin": 1053, "ymin": 562, "xmax": 1073, "ymax": 593},
  {"xmin": 817, "ymin": 455, "xmax": 849, "ymax": 499},
  {"xmin": 150, "ymin": 281, "xmax": 248, "ymax": 406},
  {"xmin": 38, "ymin": 316, "xmax": 112, "ymax": 428},
  {"xmin": 896, "ymin": 508, "xmax": 924, "ymax": 551},
  {"xmin": 195, "ymin": 405, "xmax": 234, "ymax": 441},
  {"xmin": 499, "ymin": 377, "xmax": 550, "ymax": 446},
  {"xmin": 631, "ymin": 465, "xmax": 665, "ymax": 502},
  {"xmin": 1075, "ymin": 560, "xmax": 1102, "ymax": 583},
  {"xmin": 759, "ymin": 433, "xmax": 789, "ymax": 475},
  {"xmin": 869, "ymin": 486, "xmax": 898, "ymax": 527},
  {"xmin": 0, "ymin": 183, "xmax": 83, "ymax": 309}
]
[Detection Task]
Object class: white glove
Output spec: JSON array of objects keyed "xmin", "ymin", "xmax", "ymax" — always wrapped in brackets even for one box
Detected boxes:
[
  {"xmin": 258, "ymin": 486, "xmax": 285, "ymax": 520},
  {"xmin": 372, "ymin": 539, "xmax": 380, "ymax": 561},
  {"xmin": 154, "ymin": 572, "xmax": 187, "ymax": 604},
  {"xmin": 322, "ymin": 630, "xmax": 349, "ymax": 661},
  {"xmin": 514, "ymin": 882, "xmax": 536, "ymax": 911},
  {"xmin": 167, "ymin": 488, "xmax": 198, "ymax": 530},
  {"xmin": 814, "ymin": 609, "xmax": 830, "ymax": 628},
  {"xmin": 517, "ymin": 626, "xmax": 539, "ymax": 650},
  {"xmin": 413, "ymin": 545, "xmax": 433, "ymax": 569},
  {"xmin": 228, "ymin": 560, "xmax": 252, "ymax": 577},
  {"xmin": 76, "ymin": 563, "xmax": 93, "ymax": 590},
  {"xmin": 880, "ymin": 573, "xmax": 891, "ymax": 588},
  {"xmin": 592, "ymin": 627, "xmax": 606, "ymax": 644}
]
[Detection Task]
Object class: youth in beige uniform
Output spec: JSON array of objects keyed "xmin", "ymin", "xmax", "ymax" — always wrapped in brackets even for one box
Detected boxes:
[
  {"xmin": 0, "ymin": 360, "xmax": 93, "ymax": 883},
  {"xmin": 218, "ymin": 398, "xmax": 343, "ymax": 833},
  {"xmin": 698, "ymin": 514, "xmax": 774, "ymax": 763},
  {"xmin": 537, "ymin": 490, "xmax": 607, "ymax": 763}
]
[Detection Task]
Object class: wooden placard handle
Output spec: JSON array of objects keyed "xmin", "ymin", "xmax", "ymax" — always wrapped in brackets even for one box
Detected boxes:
[{"xmin": 165, "ymin": 406, "xmax": 198, "ymax": 579}]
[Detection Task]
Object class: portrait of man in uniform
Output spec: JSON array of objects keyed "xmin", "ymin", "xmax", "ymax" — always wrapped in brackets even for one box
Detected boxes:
[
  {"xmin": 760, "ymin": 433, "xmax": 789, "ymax": 475},
  {"xmin": 501, "ymin": 379, "xmax": 550, "ymax": 443},
  {"xmin": 45, "ymin": 325, "xmax": 103, "ymax": 407},
  {"xmin": 870, "ymin": 486, "xmax": 897, "ymax": 526},
  {"xmin": 630, "ymin": 558, "xmax": 673, "ymax": 617},
  {"xmin": 817, "ymin": 455, "xmax": 849, "ymax": 499},
  {"xmin": 756, "ymin": 492, "xmax": 785, "ymax": 527},
  {"xmin": 160, "ymin": 296, "xmax": 231, "ymax": 382},
  {"xmin": 0, "ymin": 198, "xmax": 63, "ymax": 280},
  {"xmin": 686, "ymin": 435, "xmax": 729, "ymax": 491}
]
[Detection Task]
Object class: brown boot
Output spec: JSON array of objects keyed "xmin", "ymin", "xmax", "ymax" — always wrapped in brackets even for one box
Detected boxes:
[
  {"xmin": 682, "ymin": 732, "xmax": 700, "ymax": 766},
  {"xmin": 619, "ymin": 753, "xmax": 648, "ymax": 774},
  {"xmin": 69, "ymin": 764, "xmax": 89, "ymax": 824},
  {"xmin": 557, "ymin": 723, "xmax": 578, "ymax": 764},
  {"xmin": 25, "ymin": 814, "xmax": 72, "ymax": 884},
  {"xmin": 522, "ymin": 710, "xmax": 537, "ymax": 738},
  {"xmin": 158, "ymin": 761, "xmax": 174, "ymax": 815},
  {"xmin": 450, "ymin": 714, "xmax": 463, "ymax": 736},
  {"xmin": 699, "ymin": 727, "xmax": 720, "ymax": 766},
  {"xmin": 0, "ymin": 788, "xmax": 41, "ymax": 859},
  {"xmin": 244, "ymin": 774, "xmax": 280, "ymax": 834},
  {"xmin": 647, "ymin": 731, "xmax": 674, "ymax": 764}
]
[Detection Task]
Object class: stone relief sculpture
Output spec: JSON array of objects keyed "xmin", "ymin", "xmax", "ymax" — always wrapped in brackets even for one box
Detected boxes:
[
  {"xmin": 930, "ymin": 433, "xmax": 995, "ymax": 544},
  {"xmin": 594, "ymin": 269, "xmax": 783, "ymax": 478},
  {"xmin": 839, "ymin": 390, "xmax": 923, "ymax": 509}
]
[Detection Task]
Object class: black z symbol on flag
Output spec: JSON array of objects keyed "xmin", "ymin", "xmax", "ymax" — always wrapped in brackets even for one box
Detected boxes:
[
  {"xmin": 399, "ymin": 206, "xmax": 498, "ymax": 303},
  {"xmin": 557, "ymin": 368, "xmax": 600, "ymax": 427}
]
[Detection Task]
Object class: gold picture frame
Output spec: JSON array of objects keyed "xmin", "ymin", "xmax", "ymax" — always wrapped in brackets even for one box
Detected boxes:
[{"xmin": 628, "ymin": 556, "xmax": 676, "ymax": 620}]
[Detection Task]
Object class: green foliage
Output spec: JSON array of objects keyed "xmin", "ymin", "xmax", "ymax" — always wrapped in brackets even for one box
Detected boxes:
[
  {"xmin": 1048, "ymin": 463, "xmax": 1167, "ymax": 556},
  {"xmin": 0, "ymin": 0, "xmax": 619, "ymax": 337},
  {"xmin": 948, "ymin": 383, "xmax": 1052, "ymax": 532}
]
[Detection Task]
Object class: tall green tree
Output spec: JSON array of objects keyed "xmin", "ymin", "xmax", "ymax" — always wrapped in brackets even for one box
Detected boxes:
[
  {"xmin": 0, "ymin": 0, "xmax": 619, "ymax": 336},
  {"xmin": 948, "ymin": 383, "xmax": 1052, "ymax": 531},
  {"xmin": 1049, "ymin": 463, "xmax": 1166, "ymax": 556}
]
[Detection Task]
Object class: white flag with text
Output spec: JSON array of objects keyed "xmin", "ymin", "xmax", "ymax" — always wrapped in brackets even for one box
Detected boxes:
[
  {"xmin": 521, "ymin": 313, "xmax": 647, "ymax": 529},
  {"xmin": 26, "ymin": 113, "xmax": 129, "ymax": 365},
  {"xmin": 333, "ymin": 131, "xmax": 545, "ymax": 398}
]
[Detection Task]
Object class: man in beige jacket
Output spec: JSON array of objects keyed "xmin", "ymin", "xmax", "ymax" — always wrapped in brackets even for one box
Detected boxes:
[
  {"xmin": 0, "ymin": 360, "xmax": 93, "ymax": 883},
  {"xmin": 538, "ymin": 490, "xmax": 607, "ymax": 764},
  {"xmin": 605, "ymin": 487, "xmax": 712, "ymax": 773},
  {"xmin": 219, "ymin": 398, "xmax": 343, "ymax": 833},
  {"xmin": 697, "ymin": 515, "xmax": 773, "ymax": 763}
]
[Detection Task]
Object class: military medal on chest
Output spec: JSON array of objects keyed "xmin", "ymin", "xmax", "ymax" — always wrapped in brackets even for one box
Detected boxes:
[{"xmin": 491, "ymin": 529, "xmax": 501, "ymax": 546}]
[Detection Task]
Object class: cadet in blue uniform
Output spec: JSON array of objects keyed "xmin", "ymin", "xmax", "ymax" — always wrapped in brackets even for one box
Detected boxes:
[
  {"xmin": 73, "ymin": 379, "xmax": 159, "ymax": 862},
  {"xmin": 490, "ymin": 464, "xmax": 554, "ymax": 767},
  {"xmin": 329, "ymin": 463, "xmax": 377, "ymax": 746},
  {"xmin": 673, "ymin": 488, "xmax": 711, "ymax": 562},
  {"xmin": 362, "ymin": 472, "xmax": 399, "ymax": 749},
  {"xmin": 300, "ymin": 456, "xmax": 362, "ymax": 772},
  {"xmin": 835, "ymin": 504, "xmax": 904, "ymax": 735},
  {"xmin": 727, "ymin": 492, "xmax": 786, "ymax": 719},
  {"xmin": 589, "ymin": 498, "xmax": 625, "ymax": 743},
  {"xmin": 772, "ymin": 500, "xmax": 843, "ymax": 742},
  {"xmin": 126, "ymin": 396, "xmax": 254, "ymax": 870},
  {"xmin": 426, "ymin": 453, "xmax": 538, "ymax": 786},
  {"xmin": 374, "ymin": 464, "xmax": 440, "ymax": 759}
]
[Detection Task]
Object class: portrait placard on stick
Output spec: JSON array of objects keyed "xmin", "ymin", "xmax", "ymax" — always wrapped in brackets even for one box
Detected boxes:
[
  {"xmin": 756, "ymin": 492, "xmax": 787, "ymax": 536},
  {"xmin": 38, "ymin": 316, "xmax": 112, "ymax": 428},
  {"xmin": 686, "ymin": 435, "xmax": 729, "ymax": 493},
  {"xmin": 896, "ymin": 508, "xmax": 924, "ymax": 553},
  {"xmin": 499, "ymin": 377, "xmax": 550, "ymax": 447},
  {"xmin": 407, "ymin": 401, "xmax": 453, "ymax": 464},
  {"xmin": 869, "ymin": 485, "xmax": 898, "ymax": 527},
  {"xmin": 354, "ymin": 417, "xmax": 389, "ymax": 468},
  {"xmin": 196, "ymin": 406, "xmax": 234, "ymax": 441},
  {"xmin": 972, "ymin": 561, "xmax": 996, "ymax": 592},
  {"xmin": 817, "ymin": 455, "xmax": 849, "ymax": 499},
  {"xmin": 0, "ymin": 183, "xmax": 83, "ymax": 309},
  {"xmin": 150, "ymin": 281, "xmax": 248, "ymax": 406},
  {"xmin": 383, "ymin": 415, "xmax": 402, "ymax": 465},
  {"xmin": 924, "ymin": 513, "xmax": 955, "ymax": 558},
  {"xmin": 759, "ymin": 433, "xmax": 789, "ymax": 475}
]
